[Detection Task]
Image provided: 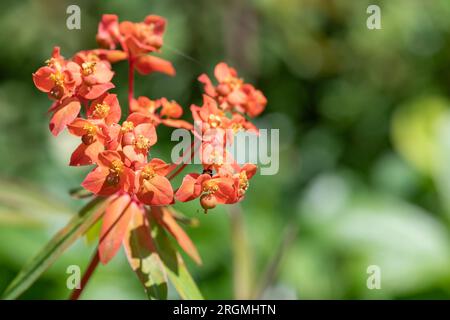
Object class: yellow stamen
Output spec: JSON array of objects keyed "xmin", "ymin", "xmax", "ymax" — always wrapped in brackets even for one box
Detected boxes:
[
  {"xmin": 141, "ymin": 166, "xmax": 156, "ymax": 180},
  {"xmin": 49, "ymin": 72, "xmax": 65, "ymax": 87},
  {"xmin": 238, "ymin": 171, "xmax": 249, "ymax": 195},
  {"xmin": 134, "ymin": 134, "xmax": 151, "ymax": 150},
  {"xmin": 121, "ymin": 121, "xmax": 135, "ymax": 133},
  {"xmin": 92, "ymin": 103, "xmax": 110, "ymax": 119},
  {"xmin": 203, "ymin": 180, "xmax": 219, "ymax": 194},
  {"xmin": 208, "ymin": 114, "xmax": 222, "ymax": 128},
  {"xmin": 81, "ymin": 61, "xmax": 96, "ymax": 76}
]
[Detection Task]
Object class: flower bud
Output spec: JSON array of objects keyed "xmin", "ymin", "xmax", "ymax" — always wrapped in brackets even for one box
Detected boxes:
[{"xmin": 200, "ymin": 194, "xmax": 216, "ymax": 212}]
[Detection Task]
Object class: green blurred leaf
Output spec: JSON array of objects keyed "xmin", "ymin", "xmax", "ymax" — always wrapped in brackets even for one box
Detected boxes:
[
  {"xmin": 123, "ymin": 211, "xmax": 168, "ymax": 300},
  {"xmin": 392, "ymin": 96, "xmax": 449, "ymax": 176},
  {"xmin": 1, "ymin": 197, "xmax": 106, "ymax": 300},
  {"xmin": 151, "ymin": 218, "xmax": 203, "ymax": 300}
]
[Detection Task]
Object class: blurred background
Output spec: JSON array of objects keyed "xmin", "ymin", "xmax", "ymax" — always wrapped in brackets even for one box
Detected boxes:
[{"xmin": 2, "ymin": 0, "xmax": 450, "ymax": 299}]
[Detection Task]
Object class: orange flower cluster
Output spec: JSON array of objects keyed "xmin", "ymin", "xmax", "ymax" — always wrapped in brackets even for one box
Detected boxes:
[{"xmin": 32, "ymin": 14, "xmax": 267, "ymax": 265}]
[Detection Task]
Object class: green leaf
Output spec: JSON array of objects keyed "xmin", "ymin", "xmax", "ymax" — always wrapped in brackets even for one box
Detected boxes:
[
  {"xmin": 84, "ymin": 218, "xmax": 102, "ymax": 245},
  {"xmin": 1, "ymin": 197, "xmax": 106, "ymax": 300},
  {"xmin": 150, "ymin": 218, "xmax": 203, "ymax": 300},
  {"xmin": 123, "ymin": 205, "xmax": 168, "ymax": 300}
]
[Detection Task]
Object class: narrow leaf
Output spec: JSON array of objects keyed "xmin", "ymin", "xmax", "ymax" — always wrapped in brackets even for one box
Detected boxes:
[
  {"xmin": 150, "ymin": 216, "xmax": 203, "ymax": 300},
  {"xmin": 152, "ymin": 206, "xmax": 202, "ymax": 265},
  {"xmin": 123, "ymin": 205, "xmax": 168, "ymax": 300},
  {"xmin": 1, "ymin": 197, "xmax": 107, "ymax": 299}
]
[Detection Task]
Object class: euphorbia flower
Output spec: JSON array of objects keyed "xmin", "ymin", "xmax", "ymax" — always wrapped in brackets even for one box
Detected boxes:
[
  {"xmin": 198, "ymin": 62, "xmax": 267, "ymax": 117},
  {"xmin": 191, "ymin": 95, "xmax": 229, "ymax": 133},
  {"xmin": 96, "ymin": 14, "xmax": 121, "ymax": 50},
  {"xmin": 119, "ymin": 15, "xmax": 166, "ymax": 57},
  {"xmin": 135, "ymin": 158, "xmax": 174, "ymax": 205},
  {"xmin": 130, "ymin": 96, "xmax": 193, "ymax": 130},
  {"xmin": 175, "ymin": 173, "xmax": 236, "ymax": 212},
  {"xmin": 119, "ymin": 113, "xmax": 157, "ymax": 163},
  {"xmin": 219, "ymin": 163, "xmax": 257, "ymax": 201},
  {"xmin": 73, "ymin": 52, "xmax": 115, "ymax": 100},
  {"xmin": 74, "ymin": 49, "xmax": 128, "ymax": 65},
  {"xmin": 86, "ymin": 93, "xmax": 121, "ymax": 125},
  {"xmin": 82, "ymin": 150, "xmax": 134, "ymax": 196},
  {"xmin": 130, "ymin": 96, "xmax": 162, "ymax": 124},
  {"xmin": 33, "ymin": 47, "xmax": 82, "ymax": 101},
  {"xmin": 67, "ymin": 118, "xmax": 109, "ymax": 166}
]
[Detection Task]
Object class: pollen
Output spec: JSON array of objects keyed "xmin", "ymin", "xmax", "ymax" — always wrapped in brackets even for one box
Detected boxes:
[
  {"xmin": 224, "ymin": 76, "xmax": 243, "ymax": 90},
  {"xmin": 203, "ymin": 180, "xmax": 219, "ymax": 194},
  {"xmin": 110, "ymin": 159, "xmax": 124, "ymax": 175},
  {"xmin": 83, "ymin": 123, "xmax": 97, "ymax": 135},
  {"xmin": 231, "ymin": 123, "xmax": 243, "ymax": 133},
  {"xmin": 134, "ymin": 134, "xmax": 151, "ymax": 150},
  {"xmin": 92, "ymin": 103, "xmax": 110, "ymax": 118},
  {"xmin": 121, "ymin": 121, "xmax": 135, "ymax": 133},
  {"xmin": 238, "ymin": 171, "xmax": 249, "ymax": 196},
  {"xmin": 141, "ymin": 166, "xmax": 156, "ymax": 180},
  {"xmin": 49, "ymin": 72, "xmax": 65, "ymax": 87},
  {"xmin": 81, "ymin": 61, "xmax": 96, "ymax": 76},
  {"xmin": 208, "ymin": 114, "xmax": 222, "ymax": 128}
]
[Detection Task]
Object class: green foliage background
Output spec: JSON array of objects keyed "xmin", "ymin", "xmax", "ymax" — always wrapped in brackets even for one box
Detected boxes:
[{"xmin": 2, "ymin": 0, "xmax": 450, "ymax": 299}]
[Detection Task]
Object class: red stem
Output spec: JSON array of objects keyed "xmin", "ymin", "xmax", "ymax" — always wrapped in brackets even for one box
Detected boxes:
[
  {"xmin": 128, "ymin": 57, "xmax": 135, "ymax": 114},
  {"xmin": 69, "ymin": 249, "xmax": 100, "ymax": 300}
]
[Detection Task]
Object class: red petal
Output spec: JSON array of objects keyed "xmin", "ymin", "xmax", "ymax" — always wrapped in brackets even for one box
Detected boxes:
[
  {"xmin": 69, "ymin": 143, "xmax": 91, "ymax": 166},
  {"xmin": 135, "ymin": 123, "xmax": 157, "ymax": 146},
  {"xmin": 175, "ymin": 173, "xmax": 203, "ymax": 202},
  {"xmin": 81, "ymin": 166, "xmax": 108, "ymax": 194},
  {"xmin": 137, "ymin": 175, "xmax": 174, "ymax": 205},
  {"xmin": 97, "ymin": 150, "xmax": 122, "ymax": 168},
  {"xmin": 78, "ymin": 83, "xmax": 115, "ymax": 100},
  {"xmin": 32, "ymin": 67, "xmax": 54, "ymax": 92},
  {"xmin": 214, "ymin": 62, "xmax": 234, "ymax": 82},
  {"xmin": 135, "ymin": 55, "xmax": 175, "ymax": 76},
  {"xmin": 161, "ymin": 119, "xmax": 193, "ymax": 130},
  {"xmin": 198, "ymin": 74, "xmax": 216, "ymax": 97},
  {"xmin": 154, "ymin": 207, "xmax": 202, "ymax": 265},
  {"xmin": 49, "ymin": 98, "xmax": 81, "ymax": 136},
  {"xmin": 99, "ymin": 194, "xmax": 133, "ymax": 264},
  {"xmin": 67, "ymin": 118, "xmax": 91, "ymax": 136}
]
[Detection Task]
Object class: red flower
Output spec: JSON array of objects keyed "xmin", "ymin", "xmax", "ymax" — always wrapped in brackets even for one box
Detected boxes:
[
  {"xmin": 175, "ymin": 173, "xmax": 236, "ymax": 212},
  {"xmin": 96, "ymin": 14, "xmax": 121, "ymax": 50},
  {"xmin": 191, "ymin": 95, "xmax": 229, "ymax": 132},
  {"xmin": 33, "ymin": 47, "xmax": 81, "ymax": 101},
  {"xmin": 82, "ymin": 150, "xmax": 134, "ymax": 196},
  {"xmin": 119, "ymin": 113, "xmax": 157, "ymax": 163},
  {"xmin": 67, "ymin": 118, "xmax": 108, "ymax": 166},
  {"xmin": 86, "ymin": 93, "xmax": 121, "ymax": 125},
  {"xmin": 119, "ymin": 15, "xmax": 166, "ymax": 57},
  {"xmin": 220, "ymin": 163, "xmax": 257, "ymax": 202},
  {"xmin": 73, "ymin": 52, "xmax": 115, "ymax": 100},
  {"xmin": 198, "ymin": 62, "xmax": 267, "ymax": 118},
  {"xmin": 135, "ymin": 158, "xmax": 174, "ymax": 205},
  {"xmin": 130, "ymin": 96, "xmax": 193, "ymax": 130}
]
